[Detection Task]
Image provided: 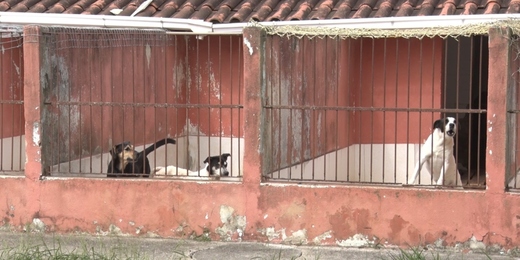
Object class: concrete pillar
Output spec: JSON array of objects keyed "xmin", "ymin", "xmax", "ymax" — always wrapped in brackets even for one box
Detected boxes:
[
  {"xmin": 242, "ymin": 27, "xmax": 267, "ymax": 185},
  {"xmin": 23, "ymin": 25, "xmax": 43, "ymax": 220},
  {"xmin": 486, "ymin": 27, "xmax": 511, "ymax": 194},
  {"xmin": 23, "ymin": 25, "xmax": 44, "ymax": 181},
  {"xmin": 242, "ymin": 27, "xmax": 267, "ymax": 239}
]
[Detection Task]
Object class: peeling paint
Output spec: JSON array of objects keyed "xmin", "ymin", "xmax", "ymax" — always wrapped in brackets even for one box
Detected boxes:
[
  {"xmin": 260, "ymin": 227, "xmax": 281, "ymax": 241},
  {"xmin": 12, "ymin": 60, "xmax": 20, "ymax": 75},
  {"xmin": 32, "ymin": 123, "xmax": 40, "ymax": 146},
  {"xmin": 29, "ymin": 218, "xmax": 45, "ymax": 232},
  {"xmin": 336, "ymin": 234, "xmax": 374, "ymax": 247},
  {"xmin": 313, "ymin": 231, "xmax": 332, "ymax": 245},
  {"xmin": 488, "ymin": 126, "xmax": 492, "ymax": 132},
  {"xmin": 96, "ymin": 224, "xmax": 130, "ymax": 236},
  {"xmin": 468, "ymin": 236, "xmax": 486, "ymax": 250},
  {"xmin": 489, "ymin": 150, "xmax": 493, "ymax": 155},
  {"xmin": 244, "ymin": 38, "xmax": 253, "ymax": 55},
  {"xmin": 208, "ymin": 72, "xmax": 221, "ymax": 99},
  {"xmin": 284, "ymin": 229, "xmax": 308, "ymax": 245},
  {"xmin": 215, "ymin": 205, "xmax": 247, "ymax": 241},
  {"xmin": 145, "ymin": 44, "xmax": 151, "ymax": 68}
]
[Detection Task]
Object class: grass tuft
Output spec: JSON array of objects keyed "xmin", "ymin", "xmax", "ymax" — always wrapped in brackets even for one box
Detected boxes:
[{"xmin": 384, "ymin": 247, "xmax": 444, "ymax": 260}]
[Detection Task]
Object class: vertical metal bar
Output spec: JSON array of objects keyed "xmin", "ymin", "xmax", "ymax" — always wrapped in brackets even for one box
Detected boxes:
[
  {"xmin": 417, "ymin": 38, "xmax": 424, "ymax": 185},
  {"xmin": 299, "ymin": 37, "xmax": 305, "ymax": 180},
  {"xmin": 393, "ymin": 38, "xmax": 399, "ymax": 183},
  {"xmin": 8, "ymin": 36, "xmax": 14, "ymax": 172},
  {"xmin": 346, "ymin": 38, "xmax": 352, "ymax": 182},
  {"xmin": 238, "ymin": 35, "xmax": 242, "ymax": 178},
  {"xmin": 89, "ymin": 36, "xmax": 94, "ymax": 174},
  {"xmin": 476, "ymin": 35, "xmax": 485, "ymax": 186},
  {"xmin": 206, "ymin": 36, "xmax": 211, "ymax": 169},
  {"xmin": 334, "ymin": 37, "xmax": 339, "ymax": 182},
  {"xmin": 310, "ymin": 38, "xmax": 314, "ymax": 180},
  {"xmin": 358, "ymin": 38, "xmax": 363, "ymax": 182},
  {"xmin": 173, "ymin": 35, "xmax": 179, "ymax": 175},
  {"xmin": 0, "ymin": 36, "xmax": 4, "ymax": 172},
  {"xmin": 68, "ymin": 32, "xmax": 74, "ymax": 174},
  {"xmin": 18, "ymin": 35, "xmax": 24, "ymax": 172},
  {"xmin": 218, "ymin": 36, "xmax": 223, "ymax": 174},
  {"xmin": 369, "ymin": 38, "xmax": 375, "ymax": 183},
  {"xmin": 406, "ymin": 39, "xmax": 411, "ymax": 184},
  {"xmin": 196, "ymin": 36, "xmax": 201, "ymax": 175},
  {"xmin": 466, "ymin": 36, "xmax": 475, "ymax": 186},
  {"xmin": 382, "ymin": 38, "xmax": 388, "ymax": 183},
  {"xmin": 323, "ymin": 37, "xmax": 328, "ymax": 181},
  {"xmin": 280, "ymin": 36, "xmax": 284, "ymax": 179},
  {"xmin": 334, "ymin": 37, "xmax": 340, "ymax": 181}
]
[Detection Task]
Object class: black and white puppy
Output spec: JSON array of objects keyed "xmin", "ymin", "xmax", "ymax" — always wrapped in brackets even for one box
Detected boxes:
[
  {"xmin": 154, "ymin": 153, "xmax": 231, "ymax": 177},
  {"xmin": 107, "ymin": 138, "xmax": 176, "ymax": 178},
  {"xmin": 408, "ymin": 117, "xmax": 462, "ymax": 186}
]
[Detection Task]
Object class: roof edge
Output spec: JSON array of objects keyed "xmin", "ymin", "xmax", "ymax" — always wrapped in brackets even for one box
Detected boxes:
[{"xmin": 2, "ymin": 12, "xmax": 520, "ymax": 35}]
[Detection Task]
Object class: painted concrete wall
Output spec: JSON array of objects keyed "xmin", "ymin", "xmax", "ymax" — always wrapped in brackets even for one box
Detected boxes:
[{"xmin": 0, "ymin": 25, "xmax": 519, "ymax": 251}]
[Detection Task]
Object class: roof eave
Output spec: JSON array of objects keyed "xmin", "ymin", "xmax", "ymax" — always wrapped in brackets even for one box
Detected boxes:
[{"xmin": 2, "ymin": 12, "xmax": 520, "ymax": 35}]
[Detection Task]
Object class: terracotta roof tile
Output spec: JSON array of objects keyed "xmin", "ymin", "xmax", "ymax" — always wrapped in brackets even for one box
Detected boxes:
[
  {"xmin": 416, "ymin": 0, "xmax": 438, "ymax": 15},
  {"xmin": 0, "ymin": 0, "xmax": 519, "ymax": 22},
  {"xmin": 0, "ymin": 0, "xmax": 21, "ymax": 11},
  {"xmin": 332, "ymin": 0, "xmax": 357, "ymax": 18},
  {"xmin": 266, "ymin": 0, "xmax": 299, "ymax": 20},
  {"xmin": 251, "ymin": 0, "xmax": 279, "ymax": 21},
  {"xmin": 153, "ymin": 0, "xmax": 184, "ymax": 17},
  {"xmin": 230, "ymin": 0, "xmax": 260, "ymax": 22},
  {"xmin": 309, "ymin": 0, "xmax": 335, "ymax": 19},
  {"xmin": 508, "ymin": 0, "xmax": 520, "ymax": 12}
]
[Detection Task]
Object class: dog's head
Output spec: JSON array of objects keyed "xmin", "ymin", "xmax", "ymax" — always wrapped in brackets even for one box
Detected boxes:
[
  {"xmin": 203, "ymin": 153, "xmax": 231, "ymax": 176},
  {"xmin": 110, "ymin": 141, "xmax": 136, "ymax": 161},
  {"xmin": 433, "ymin": 117, "xmax": 457, "ymax": 137}
]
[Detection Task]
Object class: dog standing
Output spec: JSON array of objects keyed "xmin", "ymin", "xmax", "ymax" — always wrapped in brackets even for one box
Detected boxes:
[
  {"xmin": 154, "ymin": 153, "xmax": 231, "ymax": 177},
  {"xmin": 408, "ymin": 117, "xmax": 462, "ymax": 186}
]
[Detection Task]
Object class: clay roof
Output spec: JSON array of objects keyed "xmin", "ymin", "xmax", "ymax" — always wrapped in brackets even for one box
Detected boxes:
[{"xmin": 0, "ymin": 0, "xmax": 517, "ymax": 23}]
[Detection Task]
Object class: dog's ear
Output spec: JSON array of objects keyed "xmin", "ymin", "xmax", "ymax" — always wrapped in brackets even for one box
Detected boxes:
[
  {"xmin": 433, "ymin": 119, "xmax": 444, "ymax": 130},
  {"xmin": 221, "ymin": 153, "xmax": 231, "ymax": 161},
  {"xmin": 109, "ymin": 145, "xmax": 117, "ymax": 156}
]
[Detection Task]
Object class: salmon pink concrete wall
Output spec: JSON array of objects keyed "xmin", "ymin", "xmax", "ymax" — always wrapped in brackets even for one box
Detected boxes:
[{"xmin": 0, "ymin": 25, "xmax": 519, "ymax": 250}]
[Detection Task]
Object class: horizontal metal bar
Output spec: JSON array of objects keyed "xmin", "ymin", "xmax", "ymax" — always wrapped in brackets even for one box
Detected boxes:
[
  {"xmin": 43, "ymin": 101, "xmax": 243, "ymax": 109},
  {"xmin": 0, "ymin": 100, "xmax": 24, "ymax": 105},
  {"xmin": 264, "ymin": 105, "xmax": 487, "ymax": 113}
]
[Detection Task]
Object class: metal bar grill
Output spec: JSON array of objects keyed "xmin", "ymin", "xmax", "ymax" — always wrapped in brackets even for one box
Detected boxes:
[
  {"xmin": 264, "ymin": 34, "xmax": 488, "ymax": 189},
  {"xmin": 0, "ymin": 31, "xmax": 24, "ymax": 175},
  {"xmin": 507, "ymin": 35, "xmax": 520, "ymax": 191},
  {"xmin": 35, "ymin": 27, "xmax": 243, "ymax": 179}
]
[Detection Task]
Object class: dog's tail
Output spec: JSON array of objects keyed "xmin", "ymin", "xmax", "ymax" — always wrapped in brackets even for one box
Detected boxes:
[{"xmin": 141, "ymin": 138, "xmax": 176, "ymax": 157}]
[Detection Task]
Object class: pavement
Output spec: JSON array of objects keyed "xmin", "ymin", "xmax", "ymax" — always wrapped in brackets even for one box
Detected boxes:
[{"xmin": 0, "ymin": 231, "xmax": 518, "ymax": 259}]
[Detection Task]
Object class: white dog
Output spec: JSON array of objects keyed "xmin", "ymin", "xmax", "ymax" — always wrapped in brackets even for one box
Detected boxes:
[
  {"xmin": 408, "ymin": 117, "xmax": 462, "ymax": 186},
  {"xmin": 154, "ymin": 153, "xmax": 230, "ymax": 177}
]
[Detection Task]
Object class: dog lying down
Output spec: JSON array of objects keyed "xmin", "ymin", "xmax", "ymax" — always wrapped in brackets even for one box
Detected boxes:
[
  {"xmin": 408, "ymin": 117, "xmax": 462, "ymax": 187},
  {"xmin": 154, "ymin": 153, "xmax": 231, "ymax": 177}
]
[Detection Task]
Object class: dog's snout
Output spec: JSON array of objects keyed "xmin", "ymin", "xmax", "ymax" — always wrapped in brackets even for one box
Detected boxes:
[{"xmin": 448, "ymin": 123, "xmax": 455, "ymax": 129}]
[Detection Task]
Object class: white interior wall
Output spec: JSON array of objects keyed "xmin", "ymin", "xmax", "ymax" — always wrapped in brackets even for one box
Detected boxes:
[
  {"xmin": 0, "ymin": 135, "xmax": 25, "ymax": 172},
  {"xmin": 273, "ymin": 143, "xmax": 438, "ymax": 185}
]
